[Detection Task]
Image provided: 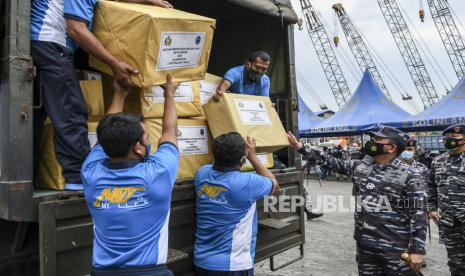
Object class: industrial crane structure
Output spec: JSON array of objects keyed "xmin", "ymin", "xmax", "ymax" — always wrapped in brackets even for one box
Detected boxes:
[
  {"xmin": 332, "ymin": 3, "xmax": 393, "ymax": 101},
  {"xmin": 424, "ymin": 0, "xmax": 465, "ymax": 79},
  {"xmin": 378, "ymin": 0, "xmax": 439, "ymax": 108},
  {"xmin": 299, "ymin": 0, "xmax": 351, "ymax": 108}
]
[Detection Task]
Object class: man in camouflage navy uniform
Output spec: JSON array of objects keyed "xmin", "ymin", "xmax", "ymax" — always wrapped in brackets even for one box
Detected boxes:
[
  {"xmin": 401, "ymin": 139, "xmax": 430, "ymax": 190},
  {"xmin": 428, "ymin": 123, "xmax": 465, "ymax": 276},
  {"xmin": 353, "ymin": 126, "xmax": 427, "ymax": 275}
]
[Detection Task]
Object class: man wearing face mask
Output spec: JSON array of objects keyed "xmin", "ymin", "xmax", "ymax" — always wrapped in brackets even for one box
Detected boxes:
[
  {"xmin": 353, "ymin": 126, "xmax": 427, "ymax": 275},
  {"xmin": 288, "ymin": 127, "xmax": 427, "ymax": 276},
  {"xmin": 428, "ymin": 124, "xmax": 465, "ymax": 276},
  {"xmin": 212, "ymin": 51, "xmax": 271, "ymax": 101},
  {"xmin": 401, "ymin": 139, "xmax": 430, "ymax": 189},
  {"xmin": 81, "ymin": 75, "xmax": 179, "ymax": 276},
  {"xmin": 194, "ymin": 133, "xmax": 280, "ymax": 275}
]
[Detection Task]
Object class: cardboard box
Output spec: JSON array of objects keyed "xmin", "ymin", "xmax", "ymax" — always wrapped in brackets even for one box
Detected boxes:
[
  {"xmin": 199, "ymin": 73, "xmax": 223, "ymax": 105},
  {"xmin": 146, "ymin": 117, "xmax": 213, "ymax": 180},
  {"xmin": 90, "ymin": 0, "xmax": 216, "ymax": 87},
  {"xmin": 101, "ymin": 74, "xmax": 203, "ymax": 118},
  {"xmin": 203, "ymin": 93, "xmax": 289, "ymax": 153},
  {"xmin": 241, "ymin": 153, "xmax": 274, "ymax": 172},
  {"xmin": 80, "ymin": 80, "xmax": 105, "ymax": 117},
  {"xmin": 36, "ymin": 119, "xmax": 99, "ymax": 190}
]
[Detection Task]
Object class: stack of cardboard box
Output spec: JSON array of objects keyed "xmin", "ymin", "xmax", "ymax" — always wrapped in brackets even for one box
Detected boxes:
[
  {"xmin": 36, "ymin": 1, "xmax": 217, "ymax": 189},
  {"xmin": 36, "ymin": 1, "xmax": 289, "ymax": 189}
]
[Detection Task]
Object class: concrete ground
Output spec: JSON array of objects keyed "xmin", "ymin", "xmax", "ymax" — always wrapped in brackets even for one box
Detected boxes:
[{"xmin": 255, "ymin": 179, "xmax": 450, "ymax": 276}]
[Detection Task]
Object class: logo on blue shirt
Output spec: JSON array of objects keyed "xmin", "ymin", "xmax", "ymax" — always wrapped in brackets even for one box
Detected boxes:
[
  {"xmin": 198, "ymin": 183, "xmax": 228, "ymax": 204},
  {"xmin": 94, "ymin": 187, "xmax": 148, "ymax": 209}
]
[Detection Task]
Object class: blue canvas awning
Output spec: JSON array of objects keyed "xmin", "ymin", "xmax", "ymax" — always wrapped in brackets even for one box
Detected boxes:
[
  {"xmin": 298, "ymin": 95, "xmax": 321, "ymax": 135},
  {"xmin": 404, "ymin": 75, "xmax": 465, "ymax": 131},
  {"xmin": 301, "ymin": 70, "xmax": 412, "ymax": 137}
]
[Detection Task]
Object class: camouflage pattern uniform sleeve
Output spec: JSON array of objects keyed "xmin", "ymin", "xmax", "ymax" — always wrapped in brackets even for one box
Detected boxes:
[
  {"xmin": 406, "ymin": 169, "xmax": 428, "ymax": 254},
  {"xmin": 427, "ymin": 158, "xmax": 438, "ymax": 212}
]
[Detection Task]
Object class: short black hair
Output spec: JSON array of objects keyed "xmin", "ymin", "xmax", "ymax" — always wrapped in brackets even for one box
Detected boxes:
[
  {"xmin": 97, "ymin": 113, "xmax": 145, "ymax": 158},
  {"xmin": 247, "ymin": 50, "xmax": 271, "ymax": 63},
  {"xmin": 212, "ymin": 132, "xmax": 246, "ymax": 166}
]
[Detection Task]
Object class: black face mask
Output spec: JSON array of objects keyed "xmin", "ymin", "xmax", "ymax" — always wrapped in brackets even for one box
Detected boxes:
[
  {"xmin": 364, "ymin": 140, "xmax": 389, "ymax": 157},
  {"xmin": 246, "ymin": 67, "xmax": 264, "ymax": 82},
  {"xmin": 444, "ymin": 137, "xmax": 464, "ymax": 150}
]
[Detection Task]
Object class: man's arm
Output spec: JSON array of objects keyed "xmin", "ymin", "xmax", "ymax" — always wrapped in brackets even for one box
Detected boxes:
[
  {"xmin": 286, "ymin": 131, "xmax": 354, "ymax": 176},
  {"xmin": 107, "ymin": 81, "xmax": 130, "ymax": 114},
  {"xmin": 245, "ymin": 136, "xmax": 279, "ymax": 196},
  {"xmin": 65, "ymin": 0, "xmax": 172, "ymax": 86},
  {"xmin": 406, "ymin": 171, "xmax": 428, "ymax": 272},
  {"xmin": 427, "ymin": 159, "xmax": 439, "ymax": 224},
  {"xmin": 66, "ymin": 19, "xmax": 138, "ymax": 87},
  {"xmin": 212, "ymin": 79, "xmax": 232, "ymax": 102},
  {"xmin": 159, "ymin": 74, "xmax": 179, "ymax": 146}
]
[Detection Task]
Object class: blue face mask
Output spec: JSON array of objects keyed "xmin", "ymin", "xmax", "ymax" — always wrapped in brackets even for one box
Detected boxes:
[
  {"xmin": 140, "ymin": 143, "xmax": 151, "ymax": 161},
  {"xmin": 400, "ymin": 150, "xmax": 414, "ymax": 161}
]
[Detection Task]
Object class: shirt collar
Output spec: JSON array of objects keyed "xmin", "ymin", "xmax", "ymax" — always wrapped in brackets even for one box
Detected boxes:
[
  {"xmin": 212, "ymin": 163, "xmax": 241, "ymax": 172},
  {"xmin": 103, "ymin": 159, "xmax": 141, "ymax": 170}
]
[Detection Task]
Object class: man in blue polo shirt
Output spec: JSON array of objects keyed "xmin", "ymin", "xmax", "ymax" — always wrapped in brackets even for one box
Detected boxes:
[
  {"xmin": 194, "ymin": 133, "xmax": 280, "ymax": 275},
  {"xmin": 31, "ymin": 0, "xmax": 172, "ymax": 190},
  {"xmin": 213, "ymin": 51, "xmax": 271, "ymax": 100},
  {"xmin": 81, "ymin": 74, "xmax": 179, "ymax": 276}
]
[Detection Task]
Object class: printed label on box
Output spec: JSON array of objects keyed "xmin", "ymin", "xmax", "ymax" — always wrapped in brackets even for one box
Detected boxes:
[
  {"xmin": 234, "ymin": 99, "xmax": 272, "ymax": 125},
  {"xmin": 245, "ymin": 154, "xmax": 270, "ymax": 167},
  {"xmin": 199, "ymin": 80, "xmax": 218, "ymax": 104},
  {"xmin": 149, "ymin": 82, "xmax": 194, "ymax": 103},
  {"xmin": 178, "ymin": 126, "xmax": 209, "ymax": 155},
  {"xmin": 156, "ymin": 32, "xmax": 206, "ymax": 70}
]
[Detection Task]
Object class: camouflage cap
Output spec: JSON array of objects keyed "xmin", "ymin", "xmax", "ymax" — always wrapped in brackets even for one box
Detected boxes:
[
  {"xmin": 367, "ymin": 126, "xmax": 410, "ymax": 149},
  {"xmin": 442, "ymin": 123, "xmax": 465, "ymax": 136}
]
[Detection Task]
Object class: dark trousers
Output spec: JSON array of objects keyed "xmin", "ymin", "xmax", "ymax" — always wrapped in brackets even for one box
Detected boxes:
[
  {"xmin": 195, "ymin": 267, "xmax": 253, "ymax": 276},
  {"xmin": 442, "ymin": 218, "xmax": 465, "ymax": 276},
  {"xmin": 356, "ymin": 245, "xmax": 418, "ymax": 276},
  {"xmin": 91, "ymin": 264, "xmax": 173, "ymax": 276},
  {"xmin": 31, "ymin": 40, "xmax": 90, "ymax": 185}
]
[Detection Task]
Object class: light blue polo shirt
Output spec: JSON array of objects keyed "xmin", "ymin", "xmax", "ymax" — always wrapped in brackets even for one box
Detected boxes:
[
  {"xmin": 64, "ymin": 0, "xmax": 97, "ymax": 51},
  {"xmin": 30, "ymin": 0, "xmax": 97, "ymax": 51},
  {"xmin": 81, "ymin": 143, "xmax": 179, "ymax": 268},
  {"xmin": 31, "ymin": 0, "xmax": 69, "ymax": 48},
  {"xmin": 194, "ymin": 164, "xmax": 273, "ymax": 271},
  {"xmin": 224, "ymin": 66, "xmax": 271, "ymax": 96}
]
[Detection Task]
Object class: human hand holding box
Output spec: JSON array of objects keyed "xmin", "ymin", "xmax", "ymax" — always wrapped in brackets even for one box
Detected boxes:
[{"xmin": 203, "ymin": 93, "xmax": 289, "ymax": 153}]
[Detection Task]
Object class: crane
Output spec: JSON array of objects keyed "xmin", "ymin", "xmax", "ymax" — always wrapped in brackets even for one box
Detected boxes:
[
  {"xmin": 299, "ymin": 0, "xmax": 351, "ymax": 108},
  {"xmin": 423, "ymin": 0, "xmax": 465, "ymax": 79},
  {"xmin": 332, "ymin": 3, "xmax": 392, "ymax": 101},
  {"xmin": 378, "ymin": 0, "xmax": 439, "ymax": 108}
]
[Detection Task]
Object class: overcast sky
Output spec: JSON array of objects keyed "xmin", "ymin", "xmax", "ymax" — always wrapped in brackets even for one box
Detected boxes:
[{"xmin": 291, "ymin": 0, "xmax": 465, "ymax": 114}]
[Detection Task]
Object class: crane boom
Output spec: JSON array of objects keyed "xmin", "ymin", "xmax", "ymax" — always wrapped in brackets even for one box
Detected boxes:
[
  {"xmin": 332, "ymin": 3, "xmax": 392, "ymax": 100},
  {"xmin": 378, "ymin": 0, "xmax": 439, "ymax": 108},
  {"xmin": 300, "ymin": 0, "xmax": 351, "ymax": 108},
  {"xmin": 426, "ymin": 0, "xmax": 465, "ymax": 79}
]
